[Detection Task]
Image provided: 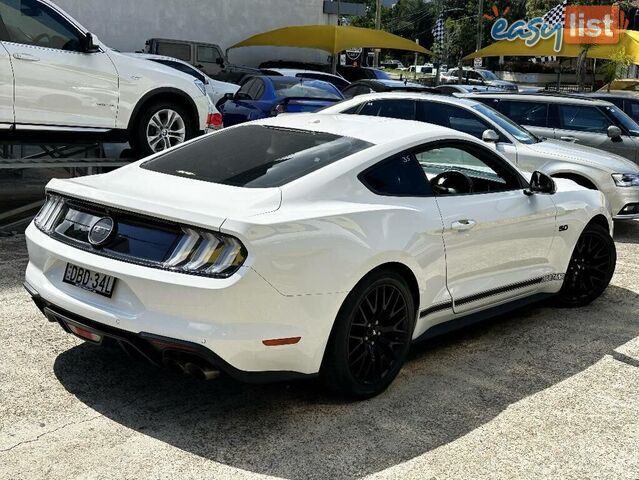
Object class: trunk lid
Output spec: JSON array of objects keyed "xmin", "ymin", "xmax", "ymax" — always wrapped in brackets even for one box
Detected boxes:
[{"xmin": 46, "ymin": 164, "xmax": 282, "ymax": 230}]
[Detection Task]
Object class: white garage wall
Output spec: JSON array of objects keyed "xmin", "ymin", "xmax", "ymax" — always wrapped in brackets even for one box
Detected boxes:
[{"xmin": 52, "ymin": 0, "xmax": 334, "ymax": 66}]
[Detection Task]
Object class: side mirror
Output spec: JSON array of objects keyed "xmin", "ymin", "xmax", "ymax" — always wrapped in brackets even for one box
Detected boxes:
[
  {"xmin": 215, "ymin": 57, "xmax": 225, "ymax": 66},
  {"xmin": 525, "ymin": 171, "xmax": 556, "ymax": 195},
  {"xmin": 607, "ymin": 125, "xmax": 622, "ymax": 139},
  {"xmin": 82, "ymin": 33, "xmax": 100, "ymax": 53},
  {"xmin": 482, "ymin": 129, "xmax": 500, "ymax": 143}
]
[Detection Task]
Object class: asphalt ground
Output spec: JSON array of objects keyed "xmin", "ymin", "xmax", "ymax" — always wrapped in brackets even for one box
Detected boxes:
[{"xmin": 1, "ymin": 223, "xmax": 638, "ymax": 480}]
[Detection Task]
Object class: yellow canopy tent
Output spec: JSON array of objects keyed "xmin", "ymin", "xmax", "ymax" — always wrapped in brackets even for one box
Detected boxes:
[
  {"xmin": 463, "ymin": 29, "xmax": 639, "ymax": 62},
  {"xmin": 598, "ymin": 79, "xmax": 639, "ymax": 91},
  {"xmin": 230, "ymin": 25, "xmax": 431, "ymax": 68}
]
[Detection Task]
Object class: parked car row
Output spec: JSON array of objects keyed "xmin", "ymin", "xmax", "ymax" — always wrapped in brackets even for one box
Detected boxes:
[
  {"xmin": 3, "ymin": 1, "xmax": 638, "ymax": 222},
  {"xmin": 441, "ymin": 67, "xmax": 518, "ymax": 91},
  {"xmin": 320, "ymin": 92, "xmax": 639, "ymax": 220}
]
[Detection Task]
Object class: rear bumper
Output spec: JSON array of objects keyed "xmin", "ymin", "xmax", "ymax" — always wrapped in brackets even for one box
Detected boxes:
[
  {"xmin": 24, "ymin": 223, "xmax": 345, "ymax": 378},
  {"xmin": 24, "ymin": 283, "xmax": 311, "ymax": 383}
]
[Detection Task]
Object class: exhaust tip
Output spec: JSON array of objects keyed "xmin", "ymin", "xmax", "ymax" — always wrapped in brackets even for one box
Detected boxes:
[
  {"xmin": 183, "ymin": 362, "xmax": 220, "ymax": 381},
  {"xmin": 163, "ymin": 357, "xmax": 188, "ymax": 374}
]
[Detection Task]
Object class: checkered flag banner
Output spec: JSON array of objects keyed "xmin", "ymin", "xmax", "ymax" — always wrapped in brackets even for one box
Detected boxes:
[
  {"xmin": 432, "ymin": 13, "xmax": 445, "ymax": 48},
  {"xmin": 537, "ymin": 0, "xmax": 567, "ymax": 62},
  {"xmin": 543, "ymin": 0, "xmax": 567, "ymax": 27}
]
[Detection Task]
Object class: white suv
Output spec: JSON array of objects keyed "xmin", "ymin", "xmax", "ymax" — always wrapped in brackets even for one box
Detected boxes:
[{"xmin": 0, "ymin": 0, "xmax": 220, "ymax": 155}]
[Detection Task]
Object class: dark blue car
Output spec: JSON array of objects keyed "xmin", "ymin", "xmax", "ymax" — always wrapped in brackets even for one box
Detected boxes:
[{"xmin": 219, "ymin": 76, "xmax": 344, "ymax": 127}]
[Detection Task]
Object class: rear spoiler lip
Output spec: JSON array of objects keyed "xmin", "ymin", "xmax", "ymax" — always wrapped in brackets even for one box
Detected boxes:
[{"xmin": 278, "ymin": 96, "xmax": 341, "ymax": 104}]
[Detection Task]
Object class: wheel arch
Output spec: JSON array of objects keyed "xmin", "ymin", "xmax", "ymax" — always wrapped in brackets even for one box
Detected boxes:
[
  {"xmin": 319, "ymin": 261, "xmax": 421, "ymax": 370},
  {"xmin": 550, "ymin": 171, "xmax": 599, "ymax": 190},
  {"xmin": 128, "ymin": 87, "xmax": 200, "ymax": 133},
  {"xmin": 586, "ymin": 213, "xmax": 611, "ymax": 234}
]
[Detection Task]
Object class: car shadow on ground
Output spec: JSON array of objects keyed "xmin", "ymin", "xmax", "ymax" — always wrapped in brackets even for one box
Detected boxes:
[
  {"xmin": 52, "ymin": 284, "xmax": 639, "ymax": 480},
  {"xmin": 614, "ymin": 220, "xmax": 639, "ymax": 244}
]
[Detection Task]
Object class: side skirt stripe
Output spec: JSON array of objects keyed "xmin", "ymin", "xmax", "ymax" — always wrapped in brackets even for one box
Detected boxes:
[{"xmin": 419, "ymin": 276, "xmax": 558, "ymax": 318}]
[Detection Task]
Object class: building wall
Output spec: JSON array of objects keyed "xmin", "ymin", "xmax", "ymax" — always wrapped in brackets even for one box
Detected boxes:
[{"xmin": 52, "ymin": 0, "xmax": 335, "ymax": 66}]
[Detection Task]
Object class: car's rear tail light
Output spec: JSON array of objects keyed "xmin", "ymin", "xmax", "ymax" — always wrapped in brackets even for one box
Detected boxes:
[
  {"xmin": 270, "ymin": 103, "xmax": 286, "ymax": 116},
  {"xmin": 162, "ymin": 227, "xmax": 247, "ymax": 278},
  {"xmin": 207, "ymin": 113, "xmax": 223, "ymax": 130},
  {"xmin": 34, "ymin": 195, "xmax": 65, "ymax": 233}
]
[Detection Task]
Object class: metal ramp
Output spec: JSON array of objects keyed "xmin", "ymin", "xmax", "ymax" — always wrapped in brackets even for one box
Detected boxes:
[{"xmin": 0, "ymin": 142, "xmax": 135, "ymax": 235}]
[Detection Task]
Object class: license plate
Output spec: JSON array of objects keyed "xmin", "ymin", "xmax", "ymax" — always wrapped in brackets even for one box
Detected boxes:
[{"xmin": 63, "ymin": 263, "xmax": 116, "ymax": 298}]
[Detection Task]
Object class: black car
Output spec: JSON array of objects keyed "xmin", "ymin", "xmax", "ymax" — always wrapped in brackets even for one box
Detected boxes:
[
  {"xmin": 342, "ymin": 79, "xmax": 438, "ymax": 99},
  {"xmin": 337, "ymin": 66, "xmax": 391, "ymax": 82}
]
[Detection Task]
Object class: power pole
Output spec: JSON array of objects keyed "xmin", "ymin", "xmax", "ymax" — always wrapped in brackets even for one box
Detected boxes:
[
  {"xmin": 374, "ymin": 0, "xmax": 382, "ymax": 67},
  {"xmin": 476, "ymin": 0, "xmax": 484, "ymax": 52}
]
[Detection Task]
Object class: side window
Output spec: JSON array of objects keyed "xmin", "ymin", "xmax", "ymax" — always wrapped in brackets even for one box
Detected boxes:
[
  {"xmin": 415, "ymin": 144, "xmax": 522, "ymax": 195},
  {"xmin": 357, "ymin": 100, "xmax": 417, "ymax": 121},
  {"xmin": 340, "ymin": 105, "xmax": 361, "ymax": 114},
  {"xmin": 247, "ymin": 78, "xmax": 264, "ymax": 100},
  {"xmin": 500, "ymin": 101, "xmax": 548, "ymax": 127},
  {"xmin": 0, "ymin": 0, "xmax": 82, "ymax": 51},
  {"xmin": 418, "ymin": 102, "xmax": 496, "ymax": 140},
  {"xmin": 604, "ymin": 97, "xmax": 624, "ymax": 109},
  {"xmin": 197, "ymin": 45, "xmax": 222, "ymax": 64},
  {"xmin": 360, "ymin": 154, "xmax": 431, "ymax": 196},
  {"xmin": 627, "ymin": 101, "xmax": 639, "ymax": 122},
  {"xmin": 342, "ymin": 85, "xmax": 372, "ymax": 99},
  {"xmin": 236, "ymin": 78, "xmax": 257, "ymax": 99},
  {"xmin": 558, "ymin": 105, "xmax": 612, "ymax": 133},
  {"xmin": 157, "ymin": 42, "xmax": 191, "ymax": 62}
]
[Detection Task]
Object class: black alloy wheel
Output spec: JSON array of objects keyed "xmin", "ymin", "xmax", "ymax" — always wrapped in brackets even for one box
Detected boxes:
[
  {"xmin": 323, "ymin": 270, "xmax": 415, "ymax": 398},
  {"xmin": 557, "ymin": 223, "xmax": 616, "ymax": 307},
  {"xmin": 348, "ymin": 284, "xmax": 410, "ymax": 384}
]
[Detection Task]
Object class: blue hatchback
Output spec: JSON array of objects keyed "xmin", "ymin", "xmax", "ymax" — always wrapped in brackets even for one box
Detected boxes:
[{"xmin": 218, "ymin": 76, "xmax": 344, "ymax": 127}]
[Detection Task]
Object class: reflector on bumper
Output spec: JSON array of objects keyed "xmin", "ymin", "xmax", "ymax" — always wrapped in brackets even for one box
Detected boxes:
[{"xmin": 67, "ymin": 323, "xmax": 103, "ymax": 343}]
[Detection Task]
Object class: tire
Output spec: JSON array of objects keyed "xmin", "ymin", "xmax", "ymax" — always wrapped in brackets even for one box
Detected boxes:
[
  {"xmin": 556, "ymin": 223, "xmax": 616, "ymax": 307},
  {"xmin": 129, "ymin": 101, "xmax": 195, "ymax": 157},
  {"xmin": 322, "ymin": 270, "xmax": 416, "ymax": 399}
]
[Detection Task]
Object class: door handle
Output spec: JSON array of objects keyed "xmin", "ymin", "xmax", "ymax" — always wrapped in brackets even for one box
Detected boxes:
[
  {"xmin": 451, "ymin": 219, "xmax": 477, "ymax": 231},
  {"xmin": 13, "ymin": 53, "xmax": 40, "ymax": 62},
  {"xmin": 560, "ymin": 136, "xmax": 578, "ymax": 142}
]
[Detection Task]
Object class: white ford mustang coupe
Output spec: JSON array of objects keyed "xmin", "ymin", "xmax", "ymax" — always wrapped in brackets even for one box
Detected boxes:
[{"xmin": 24, "ymin": 114, "xmax": 616, "ymax": 398}]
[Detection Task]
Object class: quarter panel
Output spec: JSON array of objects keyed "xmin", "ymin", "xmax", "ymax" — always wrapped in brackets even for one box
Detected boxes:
[{"xmin": 222, "ymin": 197, "xmax": 451, "ymax": 343}]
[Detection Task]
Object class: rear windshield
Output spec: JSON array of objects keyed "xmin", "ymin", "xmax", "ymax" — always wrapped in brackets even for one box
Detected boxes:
[
  {"xmin": 272, "ymin": 78, "xmax": 342, "ymax": 99},
  {"xmin": 141, "ymin": 125, "xmax": 372, "ymax": 188}
]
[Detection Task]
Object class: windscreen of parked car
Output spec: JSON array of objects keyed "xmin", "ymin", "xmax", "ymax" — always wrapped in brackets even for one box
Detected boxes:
[
  {"xmin": 472, "ymin": 103, "xmax": 540, "ymax": 144},
  {"xmin": 155, "ymin": 41, "xmax": 192, "ymax": 62},
  {"xmin": 141, "ymin": 125, "xmax": 372, "ymax": 188},
  {"xmin": 272, "ymin": 79, "xmax": 343, "ymax": 100},
  {"xmin": 478, "ymin": 70, "xmax": 498, "ymax": 80}
]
